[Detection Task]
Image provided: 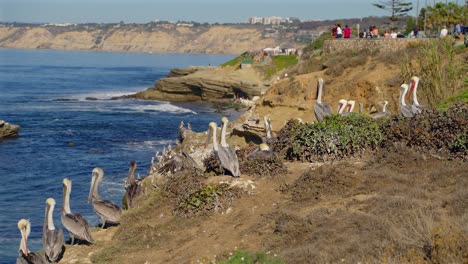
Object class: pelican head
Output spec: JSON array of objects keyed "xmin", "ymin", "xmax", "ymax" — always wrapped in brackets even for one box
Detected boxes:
[
  {"xmin": 410, "ymin": 76, "xmax": 420, "ymax": 88},
  {"xmin": 17, "ymin": 219, "xmax": 30, "ymax": 255},
  {"xmin": 221, "ymin": 117, "xmax": 228, "ymax": 124},
  {"xmin": 62, "ymin": 178, "xmax": 71, "ymax": 190},
  {"xmin": 46, "ymin": 198, "xmax": 56, "ymax": 207},
  {"xmin": 205, "ymin": 122, "xmax": 217, "ymax": 149},
  {"xmin": 347, "ymin": 100, "xmax": 356, "ymax": 112},
  {"xmin": 337, "ymin": 99, "xmax": 348, "ymax": 113},
  {"xmin": 88, "ymin": 167, "xmax": 104, "ymax": 203},
  {"xmin": 259, "ymin": 143, "xmax": 270, "ymax": 151}
]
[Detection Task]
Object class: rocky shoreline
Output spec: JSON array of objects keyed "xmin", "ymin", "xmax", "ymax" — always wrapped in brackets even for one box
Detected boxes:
[
  {"xmin": 127, "ymin": 66, "xmax": 270, "ymax": 102},
  {"xmin": 0, "ymin": 120, "xmax": 20, "ymax": 139}
]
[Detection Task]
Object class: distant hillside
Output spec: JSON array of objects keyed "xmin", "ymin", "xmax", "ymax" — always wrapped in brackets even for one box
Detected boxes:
[
  {"xmin": 0, "ymin": 16, "xmax": 401, "ymax": 54},
  {"xmin": 0, "ymin": 23, "xmax": 300, "ymax": 54}
]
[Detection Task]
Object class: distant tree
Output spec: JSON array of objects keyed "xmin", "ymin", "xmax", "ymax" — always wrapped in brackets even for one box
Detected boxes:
[
  {"xmin": 373, "ymin": 0, "xmax": 413, "ymax": 30},
  {"xmin": 404, "ymin": 16, "xmax": 416, "ymax": 34},
  {"xmin": 425, "ymin": 3, "xmax": 467, "ymax": 32}
]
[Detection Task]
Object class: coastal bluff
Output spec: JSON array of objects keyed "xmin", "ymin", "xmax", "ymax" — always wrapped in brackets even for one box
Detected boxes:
[
  {"xmin": 0, "ymin": 120, "xmax": 20, "ymax": 139},
  {"xmin": 0, "ymin": 25, "xmax": 282, "ymax": 54},
  {"xmin": 130, "ymin": 66, "xmax": 269, "ymax": 101}
]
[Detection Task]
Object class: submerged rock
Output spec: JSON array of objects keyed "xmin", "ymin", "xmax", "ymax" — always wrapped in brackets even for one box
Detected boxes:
[{"xmin": 0, "ymin": 120, "xmax": 20, "ymax": 139}]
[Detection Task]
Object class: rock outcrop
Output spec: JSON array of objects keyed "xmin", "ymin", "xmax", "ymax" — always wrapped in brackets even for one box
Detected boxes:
[
  {"xmin": 130, "ymin": 66, "xmax": 270, "ymax": 102},
  {"xmin": 0, "ymin": 120, "xmax": 20, "ymax": 139}
]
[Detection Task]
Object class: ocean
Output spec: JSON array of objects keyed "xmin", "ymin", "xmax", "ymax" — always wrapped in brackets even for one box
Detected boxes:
[{"xmin": 0, "ymin": 48, "xmax": 235, "ymax": 263}]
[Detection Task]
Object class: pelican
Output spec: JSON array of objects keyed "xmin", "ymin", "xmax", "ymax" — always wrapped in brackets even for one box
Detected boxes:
[
  {"xmin": 61, "ymin": 178, "xmax": 94, "ymax": 245},
  {"xmin": 206, "ymin": 121, "xmax": 240, "ymax": 177},
  {"xmin": 247, "ymin": 143, "xmax": 276, "ymax": 159},
  {"xmin": 220, "ymin": 117, "xmax": 240, "ymax": 177},
  {"xmin": 337, "ymin": 99, "xmax": 348, "ymax": 114},
  {"xmin": 123, "ymin": 160, "xmax": 142, "ymax": 209},
  {"xmin": 341, "ymin": 100, "xmax": 355, "ymax": 116},
  {"xmin": 88, "ymin": 168, "xmax": 122, "ymax": 228},
  {"xmin": 410, "ymin": 76, "xmax": 423, "ymax": 114},
  {"xmin": 157, "ymin": 151, "xmax": 200, "ymax": 175},
  {"xmin": 399, "ymin": 84, "xmax": 414, "ymax": 118},
  {"xmin": 42, "ymin": 198, "xmax": 65, "ymax": 263},
  {"xmin": 263, "ymin": 115, "xmax": 272, "ymax": 139},
  {"xmin": 373, "ymin": 101, "xmax": 391, "ymax": 119},
  {"xmin": 314, "ymin": 78, "xmax": 332, "ymax": 122},
  {"xmin": 17, "ymin": 219, "xmax": 48, "ymax": 264}
]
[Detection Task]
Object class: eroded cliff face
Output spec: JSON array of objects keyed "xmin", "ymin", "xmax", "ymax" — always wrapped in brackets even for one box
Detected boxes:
[
  {"xmin": 0, "ymin": 25, "xmax": 282, "ymax": 54},
  {"xmin": 130, "ymin": 66, "xmax": 270, "ymax": 101}
]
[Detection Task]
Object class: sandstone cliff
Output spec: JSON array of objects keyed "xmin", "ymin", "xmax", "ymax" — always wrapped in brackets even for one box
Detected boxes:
[
  {"xmin": 130, "ymin": 66, "xmax": 270, "ymax": 101},
  {"xmin": 0, "ymin": 25, "xmax": 288, "ymax": 54}
]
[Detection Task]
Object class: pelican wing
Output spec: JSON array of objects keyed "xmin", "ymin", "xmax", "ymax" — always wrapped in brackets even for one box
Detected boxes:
[
  {"xmin": 61, "ymin": 213, "xmax": 94, "ymax": 243},
  {"xmin": 372, "ymin": 112, "xmax": 390, "ymax": 120},
  {"xmin": 401, "ymin": 105, "xmax": 414, "ymax": 118},
  {"xmin": 17, "ymin": 251, "xmax": 48, "ymax": 264},
  {"xmin": 217, "ymin": 147, "xmax": 240, "ymax": 177},
  {"xmin": 314, "ymin": 103, "xmax": 332, "ymax": 122},
  {"xmin": 248, "ymin": 149, "xmax": 276, "ymax": 159},
  {"xmin": 124, "ymin": 184, "xmax": 142, "ymax": 209},
  {"xmin": 93, "ymin": 200, "xmax": 121, "ymax": 224},
  {"xmin": 411, "ymin": 104, "xmax": 422, "ymax": 115},
  {"xmin": 43, "ymin": 229, "xmax": 65, "ymax": 262}
]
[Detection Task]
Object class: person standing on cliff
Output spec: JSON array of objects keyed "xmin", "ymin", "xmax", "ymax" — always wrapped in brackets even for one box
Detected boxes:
[
  {"xmin": 440, "ymin": 26, "xmax": 448, "ymax": 37},
  {"xmin": 344, "ymin": 25, "xmax": 351, "ymax": 38},
  {"xmin": 331, "ymin": 24, "xmax": 337, "ymax": 38},
  {"xmin": 336, "ymin": 24, "xmax": 343, "ymax": 38}
]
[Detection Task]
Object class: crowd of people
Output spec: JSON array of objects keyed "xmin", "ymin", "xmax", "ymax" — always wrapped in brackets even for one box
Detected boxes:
[{"xmin": 330, "ymin": 21, "xmax": 465, "ymax": 40}]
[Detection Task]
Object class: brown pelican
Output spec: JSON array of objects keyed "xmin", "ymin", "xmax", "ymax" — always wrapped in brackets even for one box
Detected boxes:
[
  {"xmin": 337, "ymin": 99, "xmax": 348, "ymax": 114},
  {"xmin": 206, "ymin": 121, "xmax": 240, "ymax": 177},
  {"xmin": 178, "ymin": 121, "xmax": 193, "ymax": 143},
  {"xmin": 263, "ymin": 115, "xmax": 272, "ymax": 140},
  {"xmin": 410, "ymin": 76, "xmax": 423, "ymax": 114},
  {"xmin": 220, "ymin": 117, "xmax": 240, "ymax": 177},
  {"xmin": 61, "ymin": 178, "xmax": 94, "ymax": 245},
  {"xmin": 123, "ymin": 160, "xmax": 142, "ymax": 209},
  {"xmin": 42, "ymin": 198, "xmax": 65, "ymax": 262},
  {"xmin": 88, "ymin": 168, "xmax": 122, "ymax": 228},
  {"xmin": 373, "ymin": 101, "xmax": 391, "ymax": 119},
  {"xmin": 17, "ymin": 219, "xmax": 48, "ymax": 264},
  {"xmin": 314, "ymin": 78, "xmax": 333, "ymax": 122},
  {"xmin": 157, "ymin": 151, "xmax": 200, "ymax": 175},
  {"xmin": 247, "ymin": 143, "xmax": 276, "ymax": 159},
  {"xmin": 399, "ymin": 84, "xmax": 414, "ymax": 118},
  {"xmin": 341, "ymin": 100, "xmax": 355, "ymax": 116}
]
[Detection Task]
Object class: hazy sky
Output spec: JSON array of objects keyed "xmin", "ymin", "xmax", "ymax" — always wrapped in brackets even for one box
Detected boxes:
[{"xmin": 0, "ymin": 0, "xmax": 434, "ymax": 24}]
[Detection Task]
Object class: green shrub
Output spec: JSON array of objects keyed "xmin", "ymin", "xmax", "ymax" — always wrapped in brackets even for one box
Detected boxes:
[
  {"xmin": 273, "ymin": 114, "xmax": 382, "ymax": 162},
  {"xmin": 219, "ymin": 250, "xmax": 284, "ymax": 264}
]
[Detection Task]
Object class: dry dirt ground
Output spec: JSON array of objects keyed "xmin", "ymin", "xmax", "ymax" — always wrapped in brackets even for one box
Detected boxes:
[{"xmin": 59, "ymin": 145, "xmax": 467, "ymax": 264}]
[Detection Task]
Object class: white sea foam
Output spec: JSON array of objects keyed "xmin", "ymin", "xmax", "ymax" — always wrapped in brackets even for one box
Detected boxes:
[{"xmin": 113, "ymin": 103, "xmax": 197, "ymax": 114}]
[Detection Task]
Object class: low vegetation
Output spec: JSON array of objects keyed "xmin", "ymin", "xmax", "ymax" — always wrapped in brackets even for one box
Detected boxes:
[
  {"xmin": 274, "ymin": 114, "xmax": 382, "ymax": 162},
  {"xmin": 379, "ymin": 103, "xmax": 467, "ymax": 160},
  {"xmin": 218, "ymin": 250, "xmax": 285, "ymax": 264},
  {"xmin": 257, "ymin": 55, "xmax": 299, "ymax": 79}
]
